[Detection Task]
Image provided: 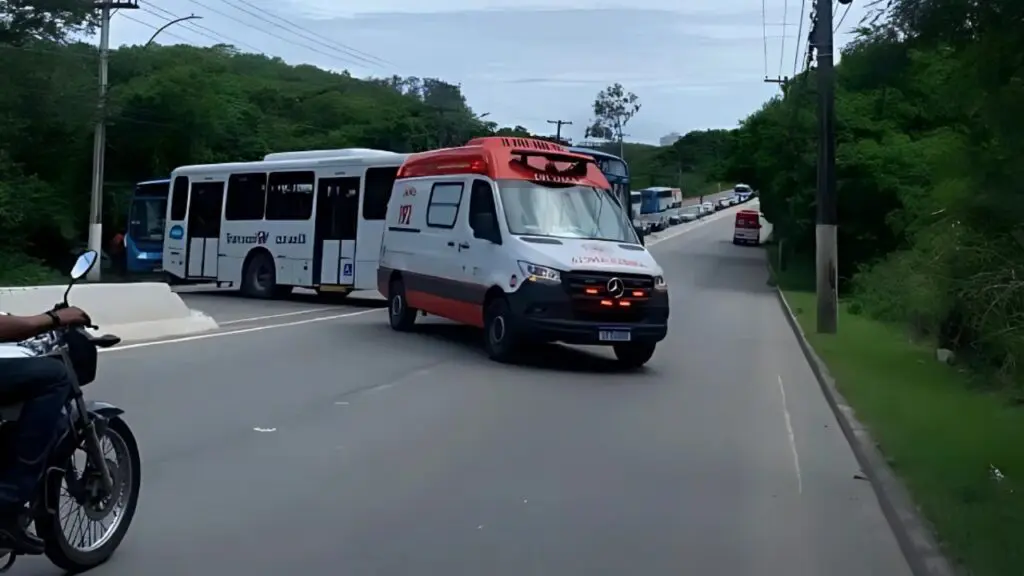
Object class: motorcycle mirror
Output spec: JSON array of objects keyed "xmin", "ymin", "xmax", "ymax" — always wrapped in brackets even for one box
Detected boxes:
[{"xmin": 70, "ymin": 251, "xmax": 98, "ymax": 281}]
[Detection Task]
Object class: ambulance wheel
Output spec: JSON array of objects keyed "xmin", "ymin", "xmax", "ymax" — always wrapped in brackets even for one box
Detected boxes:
[
  {"xmin": 613, "ymin": 342, "xmax": 656, "ymax": 369},
  {"xmin": 242, "ymin": 251, "xmax": 277, "ymax": 299},
  {"xmin": 483, "ymin": 296, "xmax": 520, "ymax": 363},
  {"xmin": 388, "ymin": 278, "xmax": 417, "ymax": 331}
]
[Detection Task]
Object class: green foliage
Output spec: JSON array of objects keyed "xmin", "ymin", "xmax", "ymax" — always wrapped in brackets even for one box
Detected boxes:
[
  {"xmin": 585, "ymin": 83, "xmax": 640, "ymax": 141},
  {"xmin": 0, "ymin": 39, "xmax": 510, "ymax": 283},
  {"xmin": 0, "ymin": 0, "xmax": 96, "ymax": 45},
  {"xmin": 721, "ymin": 0, "xmax": 1024, "ymax": 385}
]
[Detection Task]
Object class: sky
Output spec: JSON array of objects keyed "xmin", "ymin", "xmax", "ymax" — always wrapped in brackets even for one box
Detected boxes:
[{"xmin": 108, "ymin": 0, "xmax": 868, "ymax": 145}]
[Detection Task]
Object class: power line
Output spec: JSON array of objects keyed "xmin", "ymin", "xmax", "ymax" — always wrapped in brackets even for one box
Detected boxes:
[
  {"xmin": 218, "ymin": 0, "xmax": 389, "ymax": 68},
  {"xmin": 778, "ymin": 0, "xmax": 789, "ymax": 79},
  {"xmin": 175, "ymin": 0, "xmax": 378, "ymax": 70},
  {"xmin": 834, "ymin": 2, "xmax": 852, "ymax": 32},
  {"xmin": 118, "ymin": 11, "xmax": 190, "ymax": 43},
  {"xmin": 792, "ymin": 0, "xmax": 808, "ymax": 77},
  {"xmin": 143, "ymin": 5, "xmax": 261, "ymax": 51},
  {"xmin": 761, "ymin": 0, "xmax": 770, "ymax": 79}
]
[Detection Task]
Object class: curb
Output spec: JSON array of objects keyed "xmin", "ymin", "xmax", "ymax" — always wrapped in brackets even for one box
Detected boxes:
[{"xmin": 769, "ymin": 265, "xmax": 958, "ymax": 576}]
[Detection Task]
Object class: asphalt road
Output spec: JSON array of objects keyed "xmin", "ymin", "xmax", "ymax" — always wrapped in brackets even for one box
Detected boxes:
[{"xmin": 14, "ymin": 204, "xmax": 911, "ymax": 576}]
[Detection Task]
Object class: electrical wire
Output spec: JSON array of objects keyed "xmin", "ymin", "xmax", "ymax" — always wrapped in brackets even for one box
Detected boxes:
[
  {"xmin": 144, "ymin": 4, "xmax": 263, "ymax": 52},
  {"xmin": 173, "ymin": 0, "xmax": 380, "ymax": 70},
  {"xmin": 792, "ymin": 0, "xmax": 808, "ymax": 77},
  {"xmin": 218, "ymin": 0, "xmax": 389, "ymax": 67},
  {"xmin": 761, "ymin": 0, "xmax": 770, "ymax": 79},
  {"xmin": 778, "ymin": 0, "xmax": 789, "ymax": 80},
  {"xmin": 834, "ymin": 2, "xmax": 852, "ymax": 33}
]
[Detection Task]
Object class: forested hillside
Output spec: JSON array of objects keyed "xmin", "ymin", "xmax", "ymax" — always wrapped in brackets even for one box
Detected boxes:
[
  {"xmin": 0, "ymin": 40, "xmax": 495, "ymax": 281},
  {"xmin": 722, "ymin": 0, "xmax": 1024, "ymax": 382}
]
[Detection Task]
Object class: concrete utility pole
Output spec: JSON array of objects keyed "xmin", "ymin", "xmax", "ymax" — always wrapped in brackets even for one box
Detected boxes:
[
  {"xmin": 813, "ymin": 0, "xmax": 843, "ymax": 333},
  {"xmin": 546, "ymin": 119, "xmax": 572, "ymax": 140},
  {"xmin": 88, "ymin": 0, "xmax": 139, "ymax": 281}
]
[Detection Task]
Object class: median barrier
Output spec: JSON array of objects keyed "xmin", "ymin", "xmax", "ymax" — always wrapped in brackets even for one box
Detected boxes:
[{"xmin": 0, "ymin": 282, "xmax": 218, "ymax": 342}]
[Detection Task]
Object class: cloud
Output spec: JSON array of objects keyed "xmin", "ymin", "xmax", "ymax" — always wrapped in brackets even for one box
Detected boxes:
[{"xmin": 108, "ymin": 0, "xmax": 869, "ymax": 144}]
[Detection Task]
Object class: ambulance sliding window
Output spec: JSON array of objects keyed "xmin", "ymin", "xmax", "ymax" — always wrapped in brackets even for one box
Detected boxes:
[{"xmin": 427, "ymin": 182, "xmax": 463, "ymax": 228}]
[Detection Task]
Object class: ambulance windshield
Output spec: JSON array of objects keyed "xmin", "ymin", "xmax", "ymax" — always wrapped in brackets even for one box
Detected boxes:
[{"xmin": 498, "ymin": 180, "xmax": 638, "ymax": 243}]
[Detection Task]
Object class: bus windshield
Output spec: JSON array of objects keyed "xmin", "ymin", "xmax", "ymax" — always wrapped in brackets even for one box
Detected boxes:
[
  {"xmin": 129, "ymin": 196, "xmax": 167, "ymax": 243},
  {"xmin": 497, "ymin": 180, "xmax": 638, "ymax": 243}
]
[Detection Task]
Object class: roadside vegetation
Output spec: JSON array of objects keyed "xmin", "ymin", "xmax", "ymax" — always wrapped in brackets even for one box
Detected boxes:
[{"xmin": 748, "ymin": 0, "xmax": 1024, "ymax": 571}]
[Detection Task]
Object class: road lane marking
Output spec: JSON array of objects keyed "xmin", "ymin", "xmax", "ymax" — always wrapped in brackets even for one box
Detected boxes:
[
  {"xmin": 100, "ymin": 308, "xmax": 383, "ymax": 353},
  {"xmin": 218, "ymin": 307, "xmax": 334, "ymax": 325},
  {"xmin": 777, "ymin": 374, "xmax": 803, "ymax": 494}
]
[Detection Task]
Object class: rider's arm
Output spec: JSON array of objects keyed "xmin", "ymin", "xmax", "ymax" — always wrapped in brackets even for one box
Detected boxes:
[{"xmin": 0, "ymin": 314, "xmax": 57, "ymax": 343}]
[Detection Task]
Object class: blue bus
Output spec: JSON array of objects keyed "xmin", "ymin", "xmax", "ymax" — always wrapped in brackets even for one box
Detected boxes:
[
  {"xmin": 125, "ymin": 179, "xmax": 169, "ymax": 273},
  {"xmin": 568, "ymin": 147, "xmax": 631, "ymax": 219},
  {"xmin": 638, "ymin": 188, "xmax": 667, "ymax": 231}
]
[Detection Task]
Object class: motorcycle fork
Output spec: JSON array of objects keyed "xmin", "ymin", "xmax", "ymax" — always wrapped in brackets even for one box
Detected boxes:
[{"xmin": 61, "ymin": 347, "xmax": 114, "ymax": 495}]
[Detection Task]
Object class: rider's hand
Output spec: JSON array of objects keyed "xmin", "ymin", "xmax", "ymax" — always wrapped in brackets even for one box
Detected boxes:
[{"xmin": 53, "ymin": 306, "xmax": 91, "ymax": 327}]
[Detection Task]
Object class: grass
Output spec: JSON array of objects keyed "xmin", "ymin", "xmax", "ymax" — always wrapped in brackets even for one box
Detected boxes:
[{"xmin": 772, "ymin": 250, "xmax": 1024, "ymax": 576}]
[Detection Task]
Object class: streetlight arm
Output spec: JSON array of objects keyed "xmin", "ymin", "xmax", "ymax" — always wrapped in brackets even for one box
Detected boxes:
[{"xmin": 145, "ymin": 14, "xmax": 202, "ymax": 47}]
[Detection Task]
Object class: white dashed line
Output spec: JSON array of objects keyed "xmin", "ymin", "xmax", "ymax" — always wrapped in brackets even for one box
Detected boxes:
[{"xmin": 777, "ymin": 374, "xmax": 803, "ymax": 494}]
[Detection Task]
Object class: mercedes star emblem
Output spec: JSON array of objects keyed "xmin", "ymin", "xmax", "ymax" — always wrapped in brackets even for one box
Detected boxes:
[{"xmin": 606, "ymin": 277, "xmax": 625, "ymax": 298}]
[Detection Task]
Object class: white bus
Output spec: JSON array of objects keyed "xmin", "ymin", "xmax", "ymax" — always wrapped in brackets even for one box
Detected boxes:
[{"xmin": 162, "ymin": 151, "xmax": 408, "ymax": 299}]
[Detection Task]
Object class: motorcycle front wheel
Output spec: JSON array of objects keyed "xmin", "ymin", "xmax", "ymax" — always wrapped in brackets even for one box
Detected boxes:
[{"xmin": 35, "ymin": 416, "xmax": 141, "ymax": 572}]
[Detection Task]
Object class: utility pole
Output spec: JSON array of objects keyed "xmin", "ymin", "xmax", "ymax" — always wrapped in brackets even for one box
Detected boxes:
[
  {"xmin": 547, "ymin": 119, "xmax": 572, "ymax": 140},
  {"xmin": 88, "ymin": 0, "xmax": 139, "ymax": 281},
  {"xmin": 813, "ymin": 0, "xmax": 842, "ymax": 333}
]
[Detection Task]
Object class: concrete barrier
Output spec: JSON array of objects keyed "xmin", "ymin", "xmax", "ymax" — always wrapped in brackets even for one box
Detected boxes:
[{"xmin": 0, "ymin": 282, "xmax": 218, "ymax": 342}]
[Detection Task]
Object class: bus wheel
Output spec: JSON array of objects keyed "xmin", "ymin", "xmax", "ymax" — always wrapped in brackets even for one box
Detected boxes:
[{"xmin": 242, "ymin": 252, "xmax": 277, "ymax": 299}]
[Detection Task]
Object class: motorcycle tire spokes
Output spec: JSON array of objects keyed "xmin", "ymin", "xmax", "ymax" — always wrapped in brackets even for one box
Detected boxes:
[{"xmin": 58, "ymin": 426, "xmax": 131, "ymax": 553}]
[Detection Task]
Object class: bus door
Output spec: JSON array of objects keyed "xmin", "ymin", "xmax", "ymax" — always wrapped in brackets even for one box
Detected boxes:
[
  {"xmin": 312, "ymin": 177, "xmax": 360, "ymax": 286},
  {"xmin": 185, "ymin": 181, "xmax": 224, "ymax": 278}
]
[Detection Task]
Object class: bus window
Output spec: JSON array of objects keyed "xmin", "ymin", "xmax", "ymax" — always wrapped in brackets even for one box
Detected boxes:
[
  {"xmin": 362, "ymin": 166, "xmax": 399, "ymax": 221},
  {"xmin": 225, "ymin": 173, "xmax": 267, "ymax": 221},
  {"xmin": 129, "ymin": 196, "xmax": 167, "ymax": 243},
  {"xmin": 266, "ymin": 171, "xmax": 315, "ymax": 220},
  {"xmin": 170, "ymin": 176, "xmax": 189, "ymax": 220}
]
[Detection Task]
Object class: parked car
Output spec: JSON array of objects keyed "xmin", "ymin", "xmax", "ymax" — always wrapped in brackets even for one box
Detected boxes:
[
  {"xmin": 700, "ymin": 202, "xmax": 715, "ymax": 216},
  {"xmin": 678, "ymin": 206, "xmax": 701, "ymax": 222}
]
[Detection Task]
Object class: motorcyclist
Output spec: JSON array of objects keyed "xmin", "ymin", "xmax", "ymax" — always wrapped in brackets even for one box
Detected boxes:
[{"xmin": 0, "ymin": 307, "xmax": 91, "ymax": 554}]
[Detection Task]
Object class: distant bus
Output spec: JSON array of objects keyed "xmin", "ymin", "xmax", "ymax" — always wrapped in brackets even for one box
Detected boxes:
[
  {"xmin": 733, "ymin": 183, "xmax": 754, "ymax": 201},
  {"xmin": 638, "ymin": 188, "xmax": 667, "ymax": 231},
  {"xmin": 125, "ymin": 179, "xmax": 170, "ymax": 273},
  {"xmin": 568, "ymin": 147, "xmax": 631, "ymax": 220}
]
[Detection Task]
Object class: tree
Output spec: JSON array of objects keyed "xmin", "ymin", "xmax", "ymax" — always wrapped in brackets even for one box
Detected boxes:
[
  {"xmin": 0, "ymin": 40, "xmax": 497, "ymax": 282},
  {"xmin": 0, "ymin": 0, "xmax": 96, "ymax": 45},
  {"xmin": 585, "ymin": 83, "xmax": 640, "ymax": 142}
]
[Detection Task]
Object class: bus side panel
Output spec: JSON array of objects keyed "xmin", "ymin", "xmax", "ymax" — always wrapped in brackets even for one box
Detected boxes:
[
  {"xmin": 354, "ymin": 221, "xmax": 381, "ymax": 290},
  {"xmin": 163, "ymin": 176, "xmax": 189, "ymax": 280},
  {"xmin": 320, "ymin": 240, "xmax": 341, "ymax": 285}
]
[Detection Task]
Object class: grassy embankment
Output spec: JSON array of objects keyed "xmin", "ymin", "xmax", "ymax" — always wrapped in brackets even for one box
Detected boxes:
[{"xmin": 768, "ymin": 247, "xmax": 1024, "ymax": 576}]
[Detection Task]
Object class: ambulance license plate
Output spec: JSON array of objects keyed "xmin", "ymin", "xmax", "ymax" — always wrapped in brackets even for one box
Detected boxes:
[{"xmin": 599, "ymin": 330, "xmax": 631, "ymax": 342}]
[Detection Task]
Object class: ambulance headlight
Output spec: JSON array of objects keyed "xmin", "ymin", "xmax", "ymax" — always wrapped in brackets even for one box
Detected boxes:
[
  {"xmin": 519, "ymin": 261, "xmax": 561, "ymax": 284},
  {"xmin": 654, "ymin": 275, "xmax": 668, "ymax": 290}
]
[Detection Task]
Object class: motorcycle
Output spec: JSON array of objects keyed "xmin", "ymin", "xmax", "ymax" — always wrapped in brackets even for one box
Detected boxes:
[{"xmin": 0, "ymin": 250, "xmax": 141, "ymax": 572}]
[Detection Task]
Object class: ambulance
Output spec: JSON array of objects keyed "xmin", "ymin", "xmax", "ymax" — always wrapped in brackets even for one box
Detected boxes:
[
  {"xmin": 377, "ymin": 137, "xmax": 670, "ymax": 368},
  {"xmin": 733, "ymin": 209, "xmax": 764, "ymax": 245}
]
